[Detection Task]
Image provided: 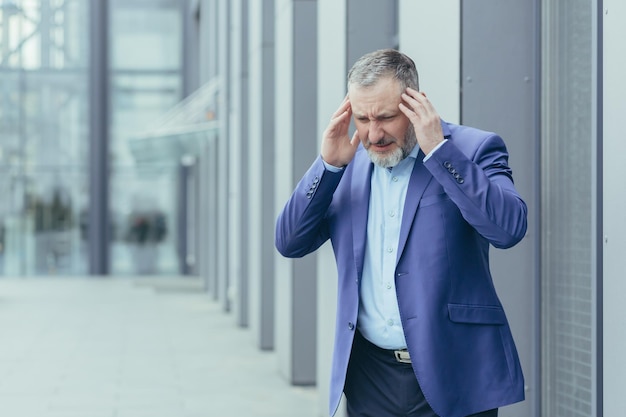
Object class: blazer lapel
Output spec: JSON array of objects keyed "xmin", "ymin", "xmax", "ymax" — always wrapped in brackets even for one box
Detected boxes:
[
  {"xmin": 351, "ymin": 151, "xmax": 373, "ymax": 279},
  {"xmin": 397, "ymin": 150, "xmax": 433, "ymax": 262},
  {"xmin": 396, "ymin": 121, "xmax": 450, "ymax": 261}
]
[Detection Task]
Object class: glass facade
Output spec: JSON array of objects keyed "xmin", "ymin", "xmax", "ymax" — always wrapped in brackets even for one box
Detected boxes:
[
  {"xmin": 541, "ymin": 1, "xmax": 596, "ymax": 416},
  {"xmin": 0, "ymin": 0, "xmax": 185, "ymax": 276},
  {"xmin": 0, "ymin": 0, "xmax": 89, "ymax": 275},
  {"xmin": 108, "ymin": 0, "xmax": 183, "ymax": 275}
]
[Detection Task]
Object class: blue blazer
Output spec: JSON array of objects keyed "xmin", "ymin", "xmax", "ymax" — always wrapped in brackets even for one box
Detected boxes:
[{"xmin": 275, "ymin": 121, "xmax": 527, "ymax": 417}]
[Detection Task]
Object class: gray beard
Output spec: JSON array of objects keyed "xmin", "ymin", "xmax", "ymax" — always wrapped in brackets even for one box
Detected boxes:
[
  {"xmin": 367, "ymin": 146, "xmax": 405, "ymax": 168},
  {"xmin": 367, "ymin": 127, "xmax": 418, "ymax": 168}
]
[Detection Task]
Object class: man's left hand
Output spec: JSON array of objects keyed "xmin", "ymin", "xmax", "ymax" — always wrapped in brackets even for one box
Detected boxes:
[{"xmin": 399, "ymin": 87, "xmax": 444, "ymax": 155}]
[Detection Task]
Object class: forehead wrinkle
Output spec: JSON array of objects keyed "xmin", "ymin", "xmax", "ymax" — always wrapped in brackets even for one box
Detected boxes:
[
  {"xmin": 349, "ymin": 78, "xmax": 402, "ymax": 120},
  {"xmin": 351, "ymin": 100, "xmax": 401, "ymax": 120}
]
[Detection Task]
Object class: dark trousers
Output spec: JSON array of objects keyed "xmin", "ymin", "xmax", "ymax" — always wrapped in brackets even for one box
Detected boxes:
[{"xmin": 344, "ymin": 330, "xmax": 498, "ymax": 417}]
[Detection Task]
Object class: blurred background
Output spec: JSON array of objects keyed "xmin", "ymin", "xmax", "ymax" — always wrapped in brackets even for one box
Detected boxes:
[
  {"xmin": 0, "ymin": 0, "xmax": 199, "ymax": 276},
  {"xmin": 1, "ymin": 1, "xmax": 625, "ymax": 417}
]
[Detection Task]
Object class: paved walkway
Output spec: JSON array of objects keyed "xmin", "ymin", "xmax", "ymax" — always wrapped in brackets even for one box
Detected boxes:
[{"xmin": 0, "ymin": 277, "xmax": 319, "ymax": 417}]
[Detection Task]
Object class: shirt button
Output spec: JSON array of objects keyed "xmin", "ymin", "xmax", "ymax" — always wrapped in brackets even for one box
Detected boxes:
[
  {"xmin": 387, "ymin": 319, "xmax": 394, "ymax": 326},
  {"xmin": 388, "ymin": 211, "xmax": 395, "ymax": 217},
  {"xmin": 387, "ymin": 247, "xmax": 393, "ymax": 253},
  {"xmin": 392, "ymin": 176, "xmax": 398, "ymax": 182},
  {"xmin": 386, "ymin": 283, "xmax": 392, "ymax": 289}
]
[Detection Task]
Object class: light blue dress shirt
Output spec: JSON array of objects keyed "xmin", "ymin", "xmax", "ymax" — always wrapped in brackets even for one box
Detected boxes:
[
  {"xmin": 323, "ymin": 140, "xmax": 446, "ymax": 350},
  {"xmin": 357, "ymin": 145, "xmax": 420, "ymax": 349}
]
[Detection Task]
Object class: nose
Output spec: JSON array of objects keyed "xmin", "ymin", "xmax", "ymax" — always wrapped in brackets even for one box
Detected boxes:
[{"xmin": 368, "ymin": 121, "xmax": 384, "ymax": 142}]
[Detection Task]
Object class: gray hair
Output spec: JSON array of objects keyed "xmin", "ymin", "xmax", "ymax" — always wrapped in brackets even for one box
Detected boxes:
[{"xmin": 347, "ymin": 49, "xmax": 419, "ymax": 92}]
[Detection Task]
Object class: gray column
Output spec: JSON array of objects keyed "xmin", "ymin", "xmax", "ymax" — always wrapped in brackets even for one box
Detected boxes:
[
  {"xmin": 88, "ymin": 0, "xmax": 110, "ymax": 275},
  {"xmin": 200, "ymin": 134, "xmax": 219, "ymax": 295},
  {"xmin": 316, "ymin": 4, "xmax": 348, "ymax": 414},
  {"xmin": 248, "ymin": 0, "xmax": 276, "ymax": 350},
  {"xmin": 229, "ymin": 0, "xmax": 250, "ymax": 327},
  {"xmin": 347, "ymin": 0, "xmax": 398, "ymax": 63},
  {"xmin": 461, "ymin": 2, "xmax": 540, "ymax": 416},
  {"xmin": 274, "ymin": 0, "xmax": 318, "ymax": 385},
  {"xmin": 603, "ymin": 1, "xmax": 626, "ymax": 415},
  {"xmin": 182, "ymin": 0, "xmax": 200, "ymax": 96},
  {"xmin": 198, "ymin": 0, "xmax": 220, "ymax": 298},
  {"xmin": 177, "ymin": 157, "xmax": 199, "ymax": 275},
  {"xmin": 217, "ymin": 0, "xmax": 231, "ymax": 310},
  {"xmin": 177, "ymin": 162, "xmax": 190, "ymax": 274},
  {"xmin": 199, "ymin": 0, "xmax": 219, "ymax": 85}
]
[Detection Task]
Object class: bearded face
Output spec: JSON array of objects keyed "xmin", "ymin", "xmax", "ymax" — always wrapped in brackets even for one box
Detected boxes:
[{"xmin": 349, "ymin": 77, "xmax": 417, "ymax": 168}]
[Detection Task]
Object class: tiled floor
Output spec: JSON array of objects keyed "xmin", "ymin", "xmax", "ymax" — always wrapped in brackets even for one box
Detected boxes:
[{"xmin": 0, "ymin": 277, "xmax": 319, "ymax": 417}]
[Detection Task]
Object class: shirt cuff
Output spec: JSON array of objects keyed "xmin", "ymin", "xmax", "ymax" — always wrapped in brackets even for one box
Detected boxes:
[
  {"xmin": 422, "ymin": 139, "xmax": 448, "ymax": 162},
  {"xmin": 322, "ymin": 159, "xmax": 345, "ymax": 173}
]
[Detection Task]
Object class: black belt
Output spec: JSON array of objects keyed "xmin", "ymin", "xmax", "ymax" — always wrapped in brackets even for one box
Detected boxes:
[{"xmin": 355, "ymin": 330, "xmax": 412, "ymax": 364}]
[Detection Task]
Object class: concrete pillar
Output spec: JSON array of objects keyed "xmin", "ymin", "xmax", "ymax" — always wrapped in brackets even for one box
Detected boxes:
[
  {"xmin": 198, "ymin": 0, "xmax": 221, "ymax": 300},
  {"xmin": 228, "ymin": 0, "xmax": 251, "ymax": 326},
  {"xmin": 274, "ymin": 0, "xmax": 318, "ymax": 385},
  {"xmin": 316, "ymin": 1, "xmax": 347, "ymax": 410},
  {"xmin": 603, "ymin": 0, "xmax": 626, "ymax": 415},
  {"xmin": 88, "ymin": 0, "xmax": 110, "ymax": 275},
  {"xmin": 248, "ymin": 0, "xmax": 276, "ymax": 350},
  {"xmin": 217, "ymin": 0, "xmax": 231, "ymax": 310}
]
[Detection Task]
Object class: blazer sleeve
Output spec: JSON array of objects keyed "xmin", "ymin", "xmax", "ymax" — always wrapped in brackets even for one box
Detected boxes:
[
  {"xmin": 423, "ymin": 133, "xmax": 528, "ymax": 249},
  {"xmin": 275, "ymin": 156, "xmax": 344, "ymax": 258}
]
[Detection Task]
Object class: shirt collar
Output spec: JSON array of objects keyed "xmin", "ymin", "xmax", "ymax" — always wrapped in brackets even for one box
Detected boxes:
[
  {"xmin": 407, "ymin": 144, "xmax": 420, "ymax": 160},
  {"xmin": 388, "ymin": 145, "xmax": 419, "ymax": 172}
]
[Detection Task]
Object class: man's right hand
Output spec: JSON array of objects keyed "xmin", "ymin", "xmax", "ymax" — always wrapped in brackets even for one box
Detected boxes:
[{"xmin": 321, "ymin": 96, "xmax": 360, "ymax": 167}]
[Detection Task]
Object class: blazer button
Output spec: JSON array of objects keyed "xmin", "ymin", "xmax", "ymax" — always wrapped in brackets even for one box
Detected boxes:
[
  {"xmin": 348, "ymin": 322, "xmax": 355, "ymax": 330},
  {"xmin": 443, "ymin": 161, "xmax": 452, "ymax": 169}
]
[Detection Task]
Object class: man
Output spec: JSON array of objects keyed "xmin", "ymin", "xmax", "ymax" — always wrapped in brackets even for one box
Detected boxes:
[{"xmin": 275, "ymin": 49, "xmax": 527, "ymax": 417}]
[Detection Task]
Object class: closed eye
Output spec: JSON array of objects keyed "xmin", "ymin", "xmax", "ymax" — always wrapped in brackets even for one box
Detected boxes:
[{"xmin": 355, "ymin": 114, "xmax": 396, "ymax": 123}]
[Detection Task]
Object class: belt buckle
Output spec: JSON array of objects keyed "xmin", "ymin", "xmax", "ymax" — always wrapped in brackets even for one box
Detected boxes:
[{"xmin": 394, "ymin": 349, "xmax": 411, "ymax": 364}]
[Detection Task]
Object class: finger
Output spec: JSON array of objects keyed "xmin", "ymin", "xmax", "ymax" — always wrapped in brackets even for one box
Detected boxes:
[
  {"xmin": 406, "ymin": 89, "xmax": 434, "ymax": 110},
  {"xmin": 326, "ymin": 107, "xmax": 352, "ymax": 138},
  {"xmin": 398, "ymin": 102, "xmax": 418, "ymax": 122},
  {"xmin": 350, "ymin": 129, "xmax": 360, "ymax": 147},
  {"xmin": 402, "ymin": 92, "xmax": 434, "ymax": 119},
  {"xmin": 405, "ymin": 87, "xmax": 430, "ymax": 103},
  {"xmin": 404, "ymin": 86, "xmax": 420, "ymax": 98},
  {"xmin": 331, "ymin": 98, "xmax": 351, "ymax": 119},
  {"xmin": 330, "ymin": 106, "xmax": 351, "ymax": 129}
]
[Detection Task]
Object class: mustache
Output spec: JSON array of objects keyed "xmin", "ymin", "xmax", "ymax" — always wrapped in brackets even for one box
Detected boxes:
[{"xmin": 367, "ymin": 137, "xmax": 396, "ymax": 146}]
